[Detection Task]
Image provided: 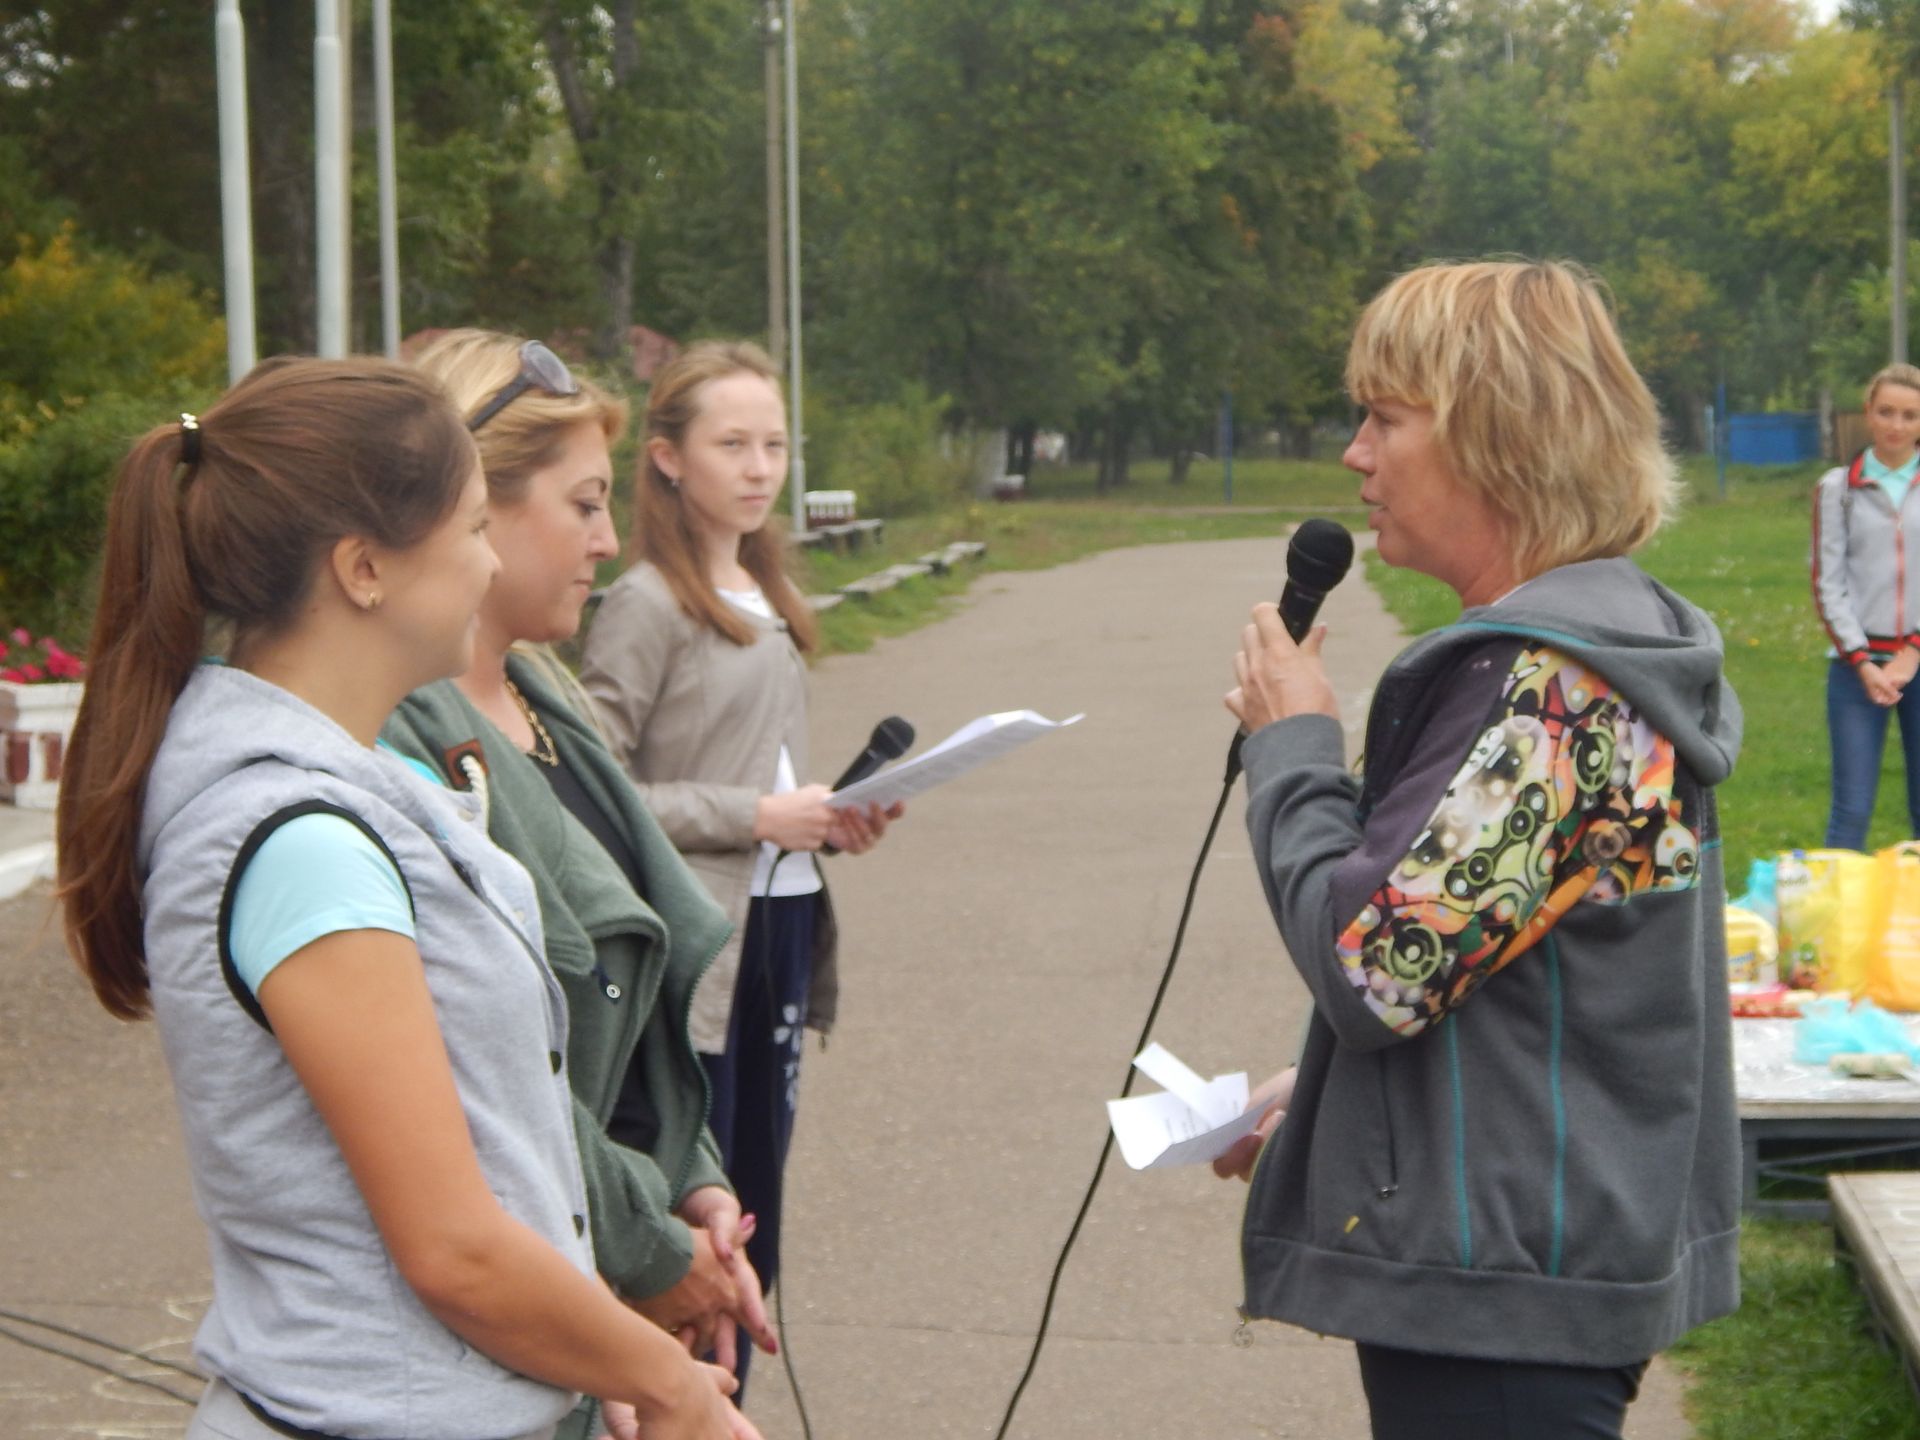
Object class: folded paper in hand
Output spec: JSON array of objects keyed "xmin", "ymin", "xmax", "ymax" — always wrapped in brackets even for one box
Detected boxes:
[
  {"xmin": 828, "ymin": 709, "xmax": 1083, "ymax": 810},
  {"xmin": 1106, "ymin": 1043, "xmax": 1267, "ymax": 1170}
]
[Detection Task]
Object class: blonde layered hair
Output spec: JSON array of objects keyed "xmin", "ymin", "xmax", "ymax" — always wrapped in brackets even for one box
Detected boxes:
[
  {"xmin": 412, "ymin": 328, "xmax": 627, "ymax": 505},
  {"xmin": 636, "ymin": 340, "xmax": 818, "ymax": 653},
  {"xmin": 1346, "ymin": 260, "xmax": 1675, "ymax": 574},
  {"xmin": 412, "ymin": 329, "xmax": 629, "ymax": 728},
  {"xmin": 1867, "ymin": 362, "xmax": 1920, "ymax": 408}
]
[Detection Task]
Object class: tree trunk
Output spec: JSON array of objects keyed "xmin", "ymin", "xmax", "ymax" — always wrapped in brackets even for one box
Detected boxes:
[
  {"xmin": 1169, "ymin": 447, "xmax": 1192, "ymax": 486},
  {"xmin": 593, "ymin": 225, "xmax": 635, "ymax": 365},
  {"xmin": 252, "ymin": 3, "xmax": 315, "ymax": 353},
  {"xmin": 544, "ymin": 4, "xmax": 639, "ymax": 368},
  {"xmin": 1098, "ymin": 413, "xmax": 1132, "ymax": 491},
  {"xmin": 1007, "ymin": 422, "xmax": 1036, "ymax": 480}
]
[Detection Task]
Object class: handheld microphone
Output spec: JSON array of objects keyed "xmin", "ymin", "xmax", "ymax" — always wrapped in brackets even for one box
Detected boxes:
[
  {"xmin": 1225, "ymin": 519, "xmax": 1356, "ymax": 783},
  {"xmin": 830, "ymin": 715, "xmax": 915, "ymax": 792}
]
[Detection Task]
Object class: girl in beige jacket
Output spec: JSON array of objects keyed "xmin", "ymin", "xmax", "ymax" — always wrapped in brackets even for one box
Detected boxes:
[{"xmin": 581, "ymin": 341, "xmax": 901, "ymax": 1389}]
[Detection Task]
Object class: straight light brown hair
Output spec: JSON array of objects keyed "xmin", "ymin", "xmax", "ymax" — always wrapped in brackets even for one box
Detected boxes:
[
  {"xmin": 57, "ymin": 357, "xmax": 475, "ymax": 1019},
  {"xmin": 633, "ymin": 340, "xmax": 818, "ymax": 652}
]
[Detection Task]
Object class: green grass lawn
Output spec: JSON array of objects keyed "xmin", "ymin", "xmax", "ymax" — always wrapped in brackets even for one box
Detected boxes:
[
  {"xmin": 1668, "ymin": 1221, "xmax": 1920, "ymax": 1440},
  {"xmin": 806, "ymin": 452, "xmax": 1920, "ymax": 1438}
]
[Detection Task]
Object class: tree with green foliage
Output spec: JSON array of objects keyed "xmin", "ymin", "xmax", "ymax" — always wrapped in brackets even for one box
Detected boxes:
[
  {"xmin": 0, "ymin": 224, "xmax": 225, "ymax": 635},
  {"xmin": 539, "ymin": 0, "xmax": 752, "ymax": 363}
]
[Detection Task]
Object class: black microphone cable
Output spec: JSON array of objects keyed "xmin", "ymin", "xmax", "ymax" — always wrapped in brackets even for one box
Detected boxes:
[
  {"xmin": 993, "ymin": 521, "xmax": 1352, "ymax": 1436},
  {"xmin": 991, "ymin": 752, "xmax": 1240, "ymax": 1440}
]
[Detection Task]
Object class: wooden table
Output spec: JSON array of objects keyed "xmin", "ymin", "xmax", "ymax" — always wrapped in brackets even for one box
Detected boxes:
[
  {"xmin": 1736, "ymin": 1018, "xmax": 1920, "ymax": 1219},
  {"xmin": 1829, "ymin": 1173, "xmax": 1920, "ymax": 1406}
]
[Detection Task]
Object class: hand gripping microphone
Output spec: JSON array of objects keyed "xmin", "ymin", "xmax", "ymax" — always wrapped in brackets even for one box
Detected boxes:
[
  {"xmin": 830, "ymin": 715, "xmax": 916, "ymax": 792},
  {"xmin": 822, "ymin": 717, "xmax": 914, "ymax": 855},
  {"xmin": 1225, "ymin": 518, "xmax": 1356, "ymax": 784}
]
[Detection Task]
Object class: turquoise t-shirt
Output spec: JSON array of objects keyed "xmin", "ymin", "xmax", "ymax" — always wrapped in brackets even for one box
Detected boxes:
[
  {"xmin": 226, "ymin": 748, "xmax": 442, "ymax": 994},
  {"xmin": 1865, "ymin": 449, "xmax": 1920, "ymax": 509}
]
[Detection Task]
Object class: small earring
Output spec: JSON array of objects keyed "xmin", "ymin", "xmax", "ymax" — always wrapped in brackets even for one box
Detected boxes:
[{"xmin": 364, "ymin": 592, "xmax": 382, "ymax": 611}]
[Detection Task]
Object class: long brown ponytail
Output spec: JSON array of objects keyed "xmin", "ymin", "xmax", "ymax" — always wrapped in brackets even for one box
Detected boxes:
[{"xmin": 56, "ymin": 357, "xmax": 474, "ymax": 1019}]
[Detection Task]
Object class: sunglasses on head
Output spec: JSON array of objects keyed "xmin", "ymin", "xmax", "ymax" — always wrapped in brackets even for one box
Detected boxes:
[{"xmin": 467, "ymin": 341, "xmax": 581, "ymax": 431}]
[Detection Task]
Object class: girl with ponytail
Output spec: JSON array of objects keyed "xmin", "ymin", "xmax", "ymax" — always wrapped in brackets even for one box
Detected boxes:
[{"xmin": 57, "ymin": 357, "xmax": 756, "ymax": 1440}]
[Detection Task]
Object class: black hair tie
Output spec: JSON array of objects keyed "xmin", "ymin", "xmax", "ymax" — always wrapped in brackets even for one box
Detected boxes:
[{"xmin": 179, "ymin": 412, "xmax": 202, "ymax": 467}]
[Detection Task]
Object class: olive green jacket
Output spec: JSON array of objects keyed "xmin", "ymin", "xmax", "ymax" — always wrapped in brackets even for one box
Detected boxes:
[{"xmin": 383, "ymin": 654, "xmax": 732, "ymax": 1300}]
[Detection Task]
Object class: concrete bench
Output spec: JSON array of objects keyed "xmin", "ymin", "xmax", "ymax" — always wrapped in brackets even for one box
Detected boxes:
[
  {"xmin": 805, "ymin": 537, "xmax": 989, "ymax": 612},
  {"xmin": 1831, "ymin": 1172, "xmax": 1920, "ymax": 1407},
  {"xmin": 792, "ymin": 519, "xmax": 883, "ymax": 552},
  {"xmin": 915, "ymin": 542, "xmax": 989, "ymax": 575},
  {"xmin": 808, "ymin": 518, "xmax": 884, "ymax": 553},
  {"xmin": 837, "ymin": 572, "xmax": 902, "ymax": 600}
]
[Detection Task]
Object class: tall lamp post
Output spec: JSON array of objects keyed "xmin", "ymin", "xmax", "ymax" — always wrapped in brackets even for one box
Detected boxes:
[
  {"xmin": 215, "ymin": 0, "xmax": 256, "ymax": 381},
  {"xmin": 314, "ymin": 0, "xmax": 347, "ymax": 357},
  {"xmin": 783, "ymin": 0, "xmax": 806, "ymax": 535},
  {"xmin": 373, "ymin": 0, "xmax": 400, "ymax": 358},
  {"xmin": 764, "ymin": 2, "xmax": 786, "ymax": 369},
  {"xmin": 1896, "ymin": 78, "xmax": 1909, "ymax": 365}
]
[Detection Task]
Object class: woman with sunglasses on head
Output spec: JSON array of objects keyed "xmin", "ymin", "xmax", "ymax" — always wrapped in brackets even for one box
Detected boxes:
[
  {"xmin": 57, "ymin": 357, "xmax": 755, "ymax": 1440},
  {"xmin": 579, "ymin": 341, "xmax": 902, "ymax": 1383},
  {"xmin": 383, "ymin": 331, "xmax": 776, "ymax": 1438}
]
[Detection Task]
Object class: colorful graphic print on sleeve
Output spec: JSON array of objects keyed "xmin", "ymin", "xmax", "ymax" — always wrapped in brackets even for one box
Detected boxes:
[{"xmin": 1336, "ymin": 646, "xmax": 1697, "ymax": 1038}]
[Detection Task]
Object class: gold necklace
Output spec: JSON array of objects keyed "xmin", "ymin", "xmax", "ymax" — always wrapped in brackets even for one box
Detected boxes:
[{"xmin": 504, "ymin": 679, "xmax": 559, "ymax": 766}]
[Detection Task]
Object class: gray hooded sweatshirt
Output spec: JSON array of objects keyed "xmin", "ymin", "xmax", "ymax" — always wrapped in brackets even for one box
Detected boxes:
[
  {"xmin": 138, "ymin": 664, "xmax": 594, "ymax": 1439},
  {"xmin": 1240, "ymin": 557, "xmax": 1743, "ymax": 1367}
]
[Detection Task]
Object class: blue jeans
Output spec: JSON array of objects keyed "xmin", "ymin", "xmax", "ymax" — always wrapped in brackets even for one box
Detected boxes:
[{"xmin": 1826, "ymin": 658, "xmax": 1920, "ymax": 849}]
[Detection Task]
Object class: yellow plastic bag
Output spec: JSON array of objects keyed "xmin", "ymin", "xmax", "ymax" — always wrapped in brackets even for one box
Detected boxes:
[
  {"xmin": 1777, "ymin": 848, "xmax": 1882, "ymax": 994},
  {"xmin": 1870, "ymin": 843, "xmax": 1920, "ymax": 1011},
  {"xmin": 1724, "ymin": 905, "xmax": 1779, "ymax": 991}
]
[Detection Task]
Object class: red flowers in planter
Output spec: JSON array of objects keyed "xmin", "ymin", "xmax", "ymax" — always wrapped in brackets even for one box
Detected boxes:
[{"xmin": 1, "ymin": 628, "xmax": 85, "ymax": 684}]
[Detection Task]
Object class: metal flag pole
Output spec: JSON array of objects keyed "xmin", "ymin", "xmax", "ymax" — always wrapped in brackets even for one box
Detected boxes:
[
  {"xmin": 783, "ymin": 0, "xmax": 806, "ymax": 533},
  {"xmin": 315, "ymin": 0, "xmax": 347, "ymax": 357},
  {"xmin": 373, "ymin": 0, "xmax": 400, "ymax": 358},
  {"xmin": 215, "ymin": 0, "xmax": 257, "ymax": 381}
]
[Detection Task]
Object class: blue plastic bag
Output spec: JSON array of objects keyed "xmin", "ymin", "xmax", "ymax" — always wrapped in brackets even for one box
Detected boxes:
[
  {"xmin": 1793, "ymin": 995, "xmax": 1920, "ymax": 1064},
  {"xmin": 1733, "ymin": 857, "xmax": 1778, "ymax": 929}
]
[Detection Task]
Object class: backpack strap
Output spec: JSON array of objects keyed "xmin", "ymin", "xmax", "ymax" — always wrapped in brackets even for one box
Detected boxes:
[{"xmin": 216, "ymin": 800, "xmax": 416, "ymax": 1034}]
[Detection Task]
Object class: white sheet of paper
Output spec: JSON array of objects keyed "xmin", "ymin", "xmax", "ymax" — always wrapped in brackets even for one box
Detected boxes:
[
  {"xmin": 1131, "ymin": 1041, "xmax": 1238, "ymax": 1126},
  {"xmin": 1106, "ymin": 1044, "xmax": 1265, "ymax": 1170},
  {"xmin": 828, "ymin": 709, "xmax": 1083, "ymax": 810}
]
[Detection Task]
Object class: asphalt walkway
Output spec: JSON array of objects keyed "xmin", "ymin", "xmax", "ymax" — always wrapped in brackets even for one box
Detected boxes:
[{"xmin": 0, "ymin": 533, "xmax": 1692, "ymax": 1438}]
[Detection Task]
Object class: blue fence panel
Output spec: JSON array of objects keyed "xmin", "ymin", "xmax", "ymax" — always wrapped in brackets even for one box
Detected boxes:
[{"xmin": 1726, "ymin": 412, "xmax": 1821, "ymax": 466}]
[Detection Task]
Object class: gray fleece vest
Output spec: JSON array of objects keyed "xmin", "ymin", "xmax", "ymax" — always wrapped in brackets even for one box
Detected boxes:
[{"xmin": 138, "ymin": 666, "xmax": 594, "ymax": 1440}]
